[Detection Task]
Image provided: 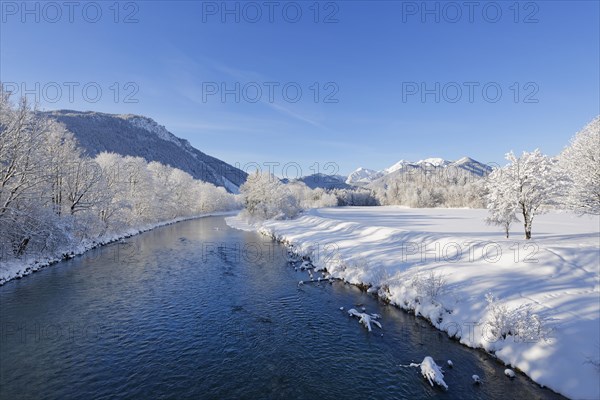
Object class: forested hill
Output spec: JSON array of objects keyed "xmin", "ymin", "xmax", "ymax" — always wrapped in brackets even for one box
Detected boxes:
[{"xmin": 39, "ymin": 110, "xmax": 247, "ymax": 193}]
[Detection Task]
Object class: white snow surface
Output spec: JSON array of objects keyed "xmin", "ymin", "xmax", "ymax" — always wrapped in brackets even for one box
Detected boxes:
[{"xmin": 226, "ymin": 206, "xmax": 600, "ymax": 400}]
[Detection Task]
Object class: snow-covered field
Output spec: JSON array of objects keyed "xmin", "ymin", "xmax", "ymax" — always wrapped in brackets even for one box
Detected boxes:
[{"xmin": 227, "ymin": 206, "xmax": 600, "ymax": 400}]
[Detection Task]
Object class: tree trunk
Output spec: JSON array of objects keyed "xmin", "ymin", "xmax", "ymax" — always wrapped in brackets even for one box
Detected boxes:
[
  {"xmin": 16, "ymin": 237, "xmax": 30, "ymax": 257},
  {"xmin": 524, "ymin": 219, "xmax": 532, "ymax": 240},
  {"xmin": 521, "ymin": 203, "xmax": 531, "ymax": 240}
]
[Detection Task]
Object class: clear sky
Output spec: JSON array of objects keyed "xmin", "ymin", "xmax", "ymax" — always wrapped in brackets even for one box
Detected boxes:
[{"xmin": 1, "ymin": 0, "xmax": 598, "ymax": 176}]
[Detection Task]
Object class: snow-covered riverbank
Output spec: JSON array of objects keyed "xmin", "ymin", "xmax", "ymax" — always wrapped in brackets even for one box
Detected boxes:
[
  {"xmin": 0, "ymin": 211, "xmax": 239, "ymax": 286},
  {"xmin": 226, "ymin": 206, "xmax": 600, "ymax": 400}
]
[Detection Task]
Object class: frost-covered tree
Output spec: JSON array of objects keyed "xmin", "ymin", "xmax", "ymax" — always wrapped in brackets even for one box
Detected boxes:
[
  {"xmin": 0, "ymin": 94, "xmax": 47, "ymax": 218},
  {"xmin": 0, "ymin": 90, "xmax": 240, "ymax": 263},
  {"xmin": 0, "ymin": 94, "xmax": 66, "ymax": 257},
  {"xmin": 559, "ymin": 116, "xmax": 600, "ymax": 215},
  {"xmin": 486, "ymin": 150, "xmax": 558, "ymax": 239},
  {"xmin": 240, "ymin": 174, "xmax": 342, "ymax": 220},
  {"xmin": 286, "ymin": 181, "xmax": 338, "ymax": 209},
  {"xmin": 240, "ymin": 172, "xmax": 300, "ymax": 220},
  {"xmin": 40, "ymin": 121, "xmax": 103, "ymax": 217},
  {"xmin": 331, "ymin": 188, "xmax": 379, "ymax": 206},
  {"xmin": 122, "ymin": 156, "xmax": 157, "ymax": 224},
  {"xmin": 367, "ymin": 166, "xmax": 485, "ymax": 208},
  {"xmin": 485, "ymin": 167, "xmax": 519, "ymax": 238},
  {"xmin": 94, "ymin": 152, "xmax": 133, "ymax": 231}
]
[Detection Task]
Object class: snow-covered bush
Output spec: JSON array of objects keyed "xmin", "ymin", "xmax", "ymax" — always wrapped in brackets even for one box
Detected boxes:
[
  {"xmin": 370, "ymin": 265, "xmax": 391, "ymax": 287},
  {"xmin": 0, "ymin": 207, "xmax": 75, "ymax": 260},
  {"xmin": 483, "ymin": 293, "xmax": 552, "ymax": 343},
  {"xmin": 411, "ymin": 271, "xmax": 447, "ymax": 301}
]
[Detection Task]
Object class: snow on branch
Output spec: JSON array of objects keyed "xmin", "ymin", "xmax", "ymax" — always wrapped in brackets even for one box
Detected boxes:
[
  {"xmin": 347, "ymin": 308, "xmax": 382, "ymax": 332},
  {"xmin": 402, "ymin": 356, "xmax": 449, "ymax": 390}
]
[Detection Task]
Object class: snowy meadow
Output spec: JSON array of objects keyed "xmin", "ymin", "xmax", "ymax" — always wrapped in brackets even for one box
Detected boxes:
[{"xmin": 227, "ymin": 207, "xmax": 599, "ymax": 399}]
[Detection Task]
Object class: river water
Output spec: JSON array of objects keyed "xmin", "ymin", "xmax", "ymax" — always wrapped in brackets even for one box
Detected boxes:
[{"xmin": 0, "ymin": 216, "xmax": 564, "ymax": 399}]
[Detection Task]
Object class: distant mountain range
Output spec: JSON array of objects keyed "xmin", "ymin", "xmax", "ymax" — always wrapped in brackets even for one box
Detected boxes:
[
  {"xmin": 285, "ymin": 157, "xmax": 491, "ymax": 191},
  {"xmin": 40, "ymin": 110, "xmax": 247, "ymax": 192},
  {"xmin": 39, "ymin": 109, "xmax": 491, "ymax": 194},
  {"xmin": 346, "ymin": 157, "xmax": 492, "ymax": 186}
]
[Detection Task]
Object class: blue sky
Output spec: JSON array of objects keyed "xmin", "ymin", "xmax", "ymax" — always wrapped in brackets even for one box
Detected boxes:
[{"xmin": 1, "ymin": 0, "xmax": 598, "ymax": 176}]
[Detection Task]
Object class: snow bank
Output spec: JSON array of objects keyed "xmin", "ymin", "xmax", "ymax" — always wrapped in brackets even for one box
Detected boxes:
[
  {"xmin": 0, "ymin": 211, "xmax": 238, "ymax": 285},
  {"xmin": 227, "ymin": 206, "xmax": 600, "ymax": 400}
]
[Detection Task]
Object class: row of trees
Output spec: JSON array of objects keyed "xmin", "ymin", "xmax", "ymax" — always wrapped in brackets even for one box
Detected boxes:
[
  {"xmin": 330, "ymin": 188, "xmax": 379, "ymax": 206},
  {"xmin": 240, "ymin": 172, "xmax": 385, "ymax": 220},
  {"xmin": 240, "ymin": 169, "xmax": 486, "ymax": 219},
  {"xmin": 485, "ymin": 117, "xmax": 599, "ymax": 239},
  {"xmin": 0, "ymin": 92, "xmax": 238, "ymax": 262},
  {"xmin": 240, "ymin": 172, "xmax": 339, "ymax": 220},
  {"xmin": 370, "ymin": 171, "xmax": 485, "ymax": 208}
]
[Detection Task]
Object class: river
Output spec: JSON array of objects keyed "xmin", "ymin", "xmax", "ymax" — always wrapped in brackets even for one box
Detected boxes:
[{"xmin": 0, "ymin": 216, "xmax": 564, "ymax": 399}]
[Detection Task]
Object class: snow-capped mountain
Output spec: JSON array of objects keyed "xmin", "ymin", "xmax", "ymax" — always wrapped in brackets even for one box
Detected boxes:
[
  {"xmin": 416, "ymin": 158, "xmax": 452, "ymax": 168},
  {"xmin": 383, "ymin": 160, "xmax": 413, "ymax": 175},
  {"xmin": 347, "ymin": 157, "xmax": 491, "ymax": 186},
  {"xmin": 346, "ymin": 167, "xmax": 384, "ymax": 185},
  {"xmin": 384, "ymin": 158, "xmax": 451, "ymax": 174},
  {"xmin": 450, "ymin": 156, "xmax": 493, "ymax": 176},
  {"xmin": 40, "ymin": 110, "xmax": 247, "ymax": 192}
]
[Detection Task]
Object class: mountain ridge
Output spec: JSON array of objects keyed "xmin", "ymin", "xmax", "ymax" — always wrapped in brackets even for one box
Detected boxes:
[
  {"xmin": 346, "ymin": 157, "xmax": 492, "ymax": 186},
  {"xmin": 39, "ymin": 110, "xmax": 247, "ymax": 192}
]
